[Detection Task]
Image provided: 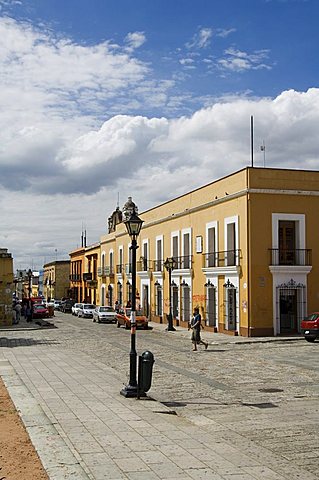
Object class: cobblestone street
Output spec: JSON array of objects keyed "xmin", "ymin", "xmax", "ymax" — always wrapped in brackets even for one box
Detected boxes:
[{"xmin": 0, "ymin": 312, "xmax": 318, "ymax": 479}]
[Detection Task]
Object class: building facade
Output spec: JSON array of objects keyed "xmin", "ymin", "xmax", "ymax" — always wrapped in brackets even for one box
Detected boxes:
[
  {"xmin": 43, "ymin": 260, "xmax": 71, "ymax": 301},
  {"xmin": 92, "ymin": 167, "xmax": 319, "ymax": 337},
  {"xmin": 83, "ymin": 243, "xmax": 100, "ymax": 305},
  {"xmin": 0, "ymin": 248, "xmax": 14, "ymax": 326},
  {"xmin": 69, "ymin": 247, "xmax": 85, "ymax": 303}
]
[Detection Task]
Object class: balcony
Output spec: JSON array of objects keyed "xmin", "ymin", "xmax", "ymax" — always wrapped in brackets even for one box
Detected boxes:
[
  {"xmin": 171, "ymin": 255, "xmax": 193, "ymax": 270},
  {"xmin": 202, "ymin": 250, "xmax": 240, "ymax": 268},
  {"xmin": 69, "ymin": 274, "xmax": 81, "ymax": 282},
  {"xmin": 125, "ymin": 263, "xmax": 132, "ymax": 274},
  {"xmin": 269, "ymin": 249, "xmax": 312, "ymax": 266},
  {"xmin": 153, "ymin": 260, "xmax": 163, "ymax": 272},
  {"xmin": 97, "ymin": 266, "xmax": 115, "ymax": 277},
  {"xmin": 137, "ymin": 259, "xmax": 153, "ymax": 272},
  {"xmin": 116, "ymin": 264, "xmax": 124, "ymax": 274}
]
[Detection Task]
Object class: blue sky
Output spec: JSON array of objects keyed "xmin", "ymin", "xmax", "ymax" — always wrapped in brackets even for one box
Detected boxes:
[{"xmin": 1, "ymin": 0, "xmax": 319, "ymax": 269}]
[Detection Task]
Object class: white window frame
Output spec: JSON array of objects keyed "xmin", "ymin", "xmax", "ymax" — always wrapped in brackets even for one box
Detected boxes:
[
  {"xmin": 171, "ymin": 230, "xmax": 180, "ymax": 258},
  {"xmin": 224, "ymin": 215, "xmax": 239, "ymax": 266},
  {"xmin": 155, "ymin": 235, "xmax": 164, "ymax": 272},
  {"xmin": 271, "ymin": 213, "xmax": 305, "ymax": 249}
]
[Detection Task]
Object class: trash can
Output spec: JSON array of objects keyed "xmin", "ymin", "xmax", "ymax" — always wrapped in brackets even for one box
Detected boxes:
[{"xmin": 138, "ymin": 351, "xmax": 155, "ymax": 398}]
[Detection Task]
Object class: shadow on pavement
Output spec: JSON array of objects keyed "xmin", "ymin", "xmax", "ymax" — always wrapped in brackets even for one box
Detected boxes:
[{"xmin": 0, "ymin": 338, "xmax": 60, "ymax": 348}]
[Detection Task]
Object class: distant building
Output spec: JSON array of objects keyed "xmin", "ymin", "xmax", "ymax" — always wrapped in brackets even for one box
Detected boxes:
[
  {"xmin": 0, "ymin": 248, "xmax": 14, "ymax": 326},
  {"xmin": 69, "ymin": 247, "xmax": 85, "ymax": 303},
  {"xmin": 43, "ymin": 260, "xmax": 70, "ymax": 300}
]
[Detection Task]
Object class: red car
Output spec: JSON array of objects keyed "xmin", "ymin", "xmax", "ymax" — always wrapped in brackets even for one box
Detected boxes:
[
  {"xmin": 116, "ymin": 308, "xmax": 148, "ymax": 330},
  {"xmin": 32, "ymin": 304, "xmax": 49, "ymax": 319},
  {"xmin": 301, "ymin": 312, "xmax": 319, "ymax": 342}
]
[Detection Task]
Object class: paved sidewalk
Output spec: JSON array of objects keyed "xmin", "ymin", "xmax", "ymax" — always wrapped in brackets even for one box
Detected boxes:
[{"xmin": 0, "ymin": 321, "xmax": 312, "ymax": 480}]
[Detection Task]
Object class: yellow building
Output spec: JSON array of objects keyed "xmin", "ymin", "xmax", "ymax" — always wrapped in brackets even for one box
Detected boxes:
[
  {"xmin": 0, "ymin": 248, "xmax": 14, "ymax": 326},
  {"xmin": 69, "ymin": 243, "xmax": 100, "ymax": 304},
  {"xmin": 69, "ymin": 247, "xmax": 85, "ymax": 303},
  {"xmin": 94, "ymin": 167, "xmax": 319, "ymax": 337},
  {"xmin": 84, "ymin": 243, "xmax": 100, "ymax": 305},
  {"xmin": 43, "ymin": 260, "xmax": 70, "ymax": 301}
]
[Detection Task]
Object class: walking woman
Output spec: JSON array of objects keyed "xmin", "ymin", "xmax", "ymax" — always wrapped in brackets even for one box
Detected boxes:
[{"xmin": 189, "ymin": 307, "xmax": 208, "ymax": 351}]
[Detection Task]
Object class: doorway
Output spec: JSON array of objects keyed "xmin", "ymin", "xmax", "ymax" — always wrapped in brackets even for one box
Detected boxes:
[
  {"xmin": 142, "ymin": 284, "xmax": 149, "ymax": 317},
  {"xmin": 277, "ymin": 279, "xmax": 305, "ymax": 334}
]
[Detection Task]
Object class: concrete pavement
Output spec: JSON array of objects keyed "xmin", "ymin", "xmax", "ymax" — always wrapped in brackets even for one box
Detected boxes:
[{"xmin": 0, "ymin": 318, "xmax": 316, "ymax": 480}]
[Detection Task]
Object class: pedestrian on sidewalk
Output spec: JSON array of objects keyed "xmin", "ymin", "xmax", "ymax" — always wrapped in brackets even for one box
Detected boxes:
[
  {"xmin": 189, "ymin": 307, "xmax": 208, "ymax": 351},
  {"xmin": 26, "ymin": 302, "xmax": 33, "ymax": 323},
  {"xmin": 12, "ymin": 305, "xmax": 17, "ymax": 325},
  {"xmin": 14, "ymin": 301, "xmax": 22, "ymax": 324}
]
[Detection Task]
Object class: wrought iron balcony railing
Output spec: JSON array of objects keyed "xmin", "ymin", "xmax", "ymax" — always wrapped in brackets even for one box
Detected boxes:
[
  {"xmin": 203, "ymin": 250, "xmax": 240, "ymax": 268},
  {"xmin": 269, "ymin": 248, "xmax": 312, "ymax": 266},
  {"xmin": 125, "ymin": 263, "xmax": 132, "ymax": 274},
  {"xmin": 69, "ymin": 274, "xmax": 81, "ymax": 282},
  {"xmin": 137, "ymin": 259, "xmax": 153, "ymax": 272},
  {"xmin": 97, "ymin": 266, "xmax": 114, "ymax": 277},
  {"xmin": 170, "ymin": 255, "xmax": 193, "ymax": 270},
  {"xmin": 153, "ymin": 260, "xmax": 163, "ymax": 272},
  {"xmin": 116, "ymin": 264, "xmax": 124, "ymax": 274}
]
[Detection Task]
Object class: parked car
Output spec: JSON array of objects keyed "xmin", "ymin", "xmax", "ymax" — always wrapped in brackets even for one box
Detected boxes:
[
  {"xmin": 93, "ymin": 306, "xmax": 117, "ymax": 324},
  {"xmin": 32, "ymin": 304, "xmax": 49, "ymax": 319},
  {"xmin": 46, "ymin": 299, "xmax": 55, "ymax": 308},
  {"xmin": 301, "ymin": 312, "xmax": 319, "ymax": 342},
  {"xmin": 60, "ymin": 299, "xmax": 74, "ymax": 313},
  {"xmin": 77, "ymin": 303, "xmax": 95, "ymax": 318},
  {"xmin": 72, "ymin": 303, "xmax": 83, "ymax": 316},
  {"xmin": 53, "ymin": 300, "xmax": 62, "ymax": 310},
  {"xmin": 116, "ymin": 308, "xmax": 148, "ymax": 330}
]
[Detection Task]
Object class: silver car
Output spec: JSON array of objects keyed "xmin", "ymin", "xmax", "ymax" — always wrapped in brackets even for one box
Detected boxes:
[
  {"xmin": 93, "ymin": 306, "xmax": 117, "ymax": 324},
  {"xmin": 72, "ymin": 303, "xmax": 83, "ymax": 316},
  {"xmin": 77, "ymin": 303, "xmax": 95, "ymax": 318}
]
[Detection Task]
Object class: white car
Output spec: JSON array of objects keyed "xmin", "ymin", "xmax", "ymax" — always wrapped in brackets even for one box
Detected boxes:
[
  {"xmin": 77, "ymin": 303, "xmax": 95, "ymax": 318},
  {"xmin": 93, "ymin": 306, "xmax": 117, "ymax": 324},
  {"xmin": 72, "ymin": 303, "xmax": 83, "ymax": 316},
  {"xmin": 53, "ymin": 300, "xmax": 62, "ymax": 310}
]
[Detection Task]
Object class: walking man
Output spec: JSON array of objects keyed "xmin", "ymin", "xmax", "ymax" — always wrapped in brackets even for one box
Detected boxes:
[{"xmin": 189, "ymin": 307, "xmax": 208, "ymax": 351}]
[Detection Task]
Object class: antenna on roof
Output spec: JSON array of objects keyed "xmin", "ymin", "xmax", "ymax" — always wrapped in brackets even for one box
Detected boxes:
[
  {"xmin": 250, "ymin": 115, "xmax": 254, "ymax": 167},
  {"xmin": 260, "ymin": 140, "xmax": 266, "ymax": 167}
]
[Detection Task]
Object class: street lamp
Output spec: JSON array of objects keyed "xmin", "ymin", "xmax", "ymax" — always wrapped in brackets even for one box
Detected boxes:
[
  {"xmin": 164, "ymin": 257, "xmax": 177, "ymax": 331},
  {"xmin": 27, "ymin": 269, "xmax": 32, "ymax": 299},
  {"xmin": 121, "ymin": 202, "xmax": 144, "ymax": 398}
]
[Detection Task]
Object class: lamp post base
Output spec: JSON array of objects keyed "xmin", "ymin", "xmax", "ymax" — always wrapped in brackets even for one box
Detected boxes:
[
  {"xmin": 120, "ymin": 384, "xmax": 138, "ymax": 398},
  {"xmin": 166, "ymin": 313, "xmax": 176, "ymax": 332}
]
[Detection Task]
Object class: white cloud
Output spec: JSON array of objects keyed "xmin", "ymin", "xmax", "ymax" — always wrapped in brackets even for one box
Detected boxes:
[
  {"xmin": 216, "ymin": 28, "xmax": 236, "ymax": 38},
  {"xmin": 186, "ymin": 27, "xmax": 213, "ymax": 49},
  {"xmin": 218, "ymin": 48, "xmax": 272, "ymax": 72},
  {"xmin": 179, "ymin": 58, "xmax": 195, "ymax": 65},
  {"xmin": 124, "ymin": 31, "xmax": 146, "ymax": 50}
]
